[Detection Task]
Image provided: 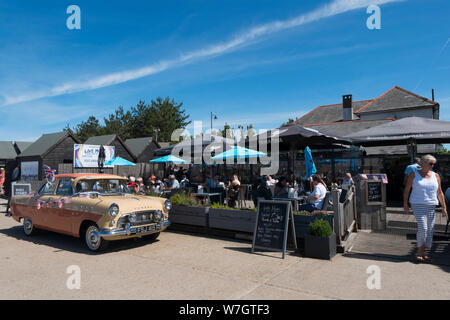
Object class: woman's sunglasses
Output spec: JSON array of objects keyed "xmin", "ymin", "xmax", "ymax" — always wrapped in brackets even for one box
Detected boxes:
[{"xmin": 427, "ymin": 162, "xmax": 436, "ymax": 166}]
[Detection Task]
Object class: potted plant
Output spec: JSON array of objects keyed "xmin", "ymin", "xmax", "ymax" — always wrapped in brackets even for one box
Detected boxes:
[
  {"xmin": 169, "ymin": 193, "xmax": 210, "ymax": 227},
  {"xmin": 304, "ymin": 219, "xmax": 336, "ymax": 260},
  {"xmin": 293, "ymin": 210, "xmax": 334, "ymax": 238},
  {"xmin": 208, "ymin": 203, "xmax": 257, "ymax": 233}
]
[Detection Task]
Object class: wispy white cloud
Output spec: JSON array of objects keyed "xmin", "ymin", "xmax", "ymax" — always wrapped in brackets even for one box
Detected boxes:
[{"xmin": 2, "ymin": 0, "xmax": 402, "ymax": 106}]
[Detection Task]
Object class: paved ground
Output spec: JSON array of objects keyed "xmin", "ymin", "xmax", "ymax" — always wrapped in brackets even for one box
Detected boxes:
[{"xmin": 1, "ymin": 198, "xmax": 449, "ymax": 300}]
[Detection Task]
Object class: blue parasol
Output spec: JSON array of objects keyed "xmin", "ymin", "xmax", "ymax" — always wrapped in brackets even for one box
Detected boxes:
[
  {"xmin": 211, "ymin": 146, "xmax": 266, "ymax": 160},
  {"xmin": 104, "ymin": 157, "xmax": 136, "ymax": 166},
  {"xmin": 150, "ymin": 155, "xmax": 188, "ymax": 164},
  {"xmin": 304, "ymin": 146, "xmax": 317, "ymax": 178}
]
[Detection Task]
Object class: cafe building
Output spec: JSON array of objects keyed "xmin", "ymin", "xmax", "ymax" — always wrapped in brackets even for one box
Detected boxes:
[
  {"xmin": 125, "ymin": 137, "xmax": 161, "ymax": 163},
  {"xmin": 16, "ymin": 131, "xmax": 79, "ymax": 181},
  {"xmin": 292, "ymin": 85, "xmax": 445, "ymax": 203},
  {"xmin": 0, "ymin": 141, "xmax": 18, "ymax": 168}
]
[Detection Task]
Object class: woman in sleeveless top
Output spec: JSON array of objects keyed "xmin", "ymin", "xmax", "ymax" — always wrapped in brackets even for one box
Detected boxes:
[{"xmin": 404, "ymin": 154, "xmax": 447, "ymax": 262}]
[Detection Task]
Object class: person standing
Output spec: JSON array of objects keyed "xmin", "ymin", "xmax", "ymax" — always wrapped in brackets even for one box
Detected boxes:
[
  {"xmin": 404, "ymin": 154, "xmax": 447, "ymax": 262},
  {"xmin": 342, "ymin": 173, "xmax": 354, "ymax": 186},
  {"xmin": 403, "ymin": 157, "xmax": 421, "ymax": 186},
  {"xmin": 0, "ymin": 168, "xmax": 5, "ymax": 195}
]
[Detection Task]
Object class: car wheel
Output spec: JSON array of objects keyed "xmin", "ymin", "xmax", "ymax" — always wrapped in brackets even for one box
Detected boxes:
[
  {"xmin": 23, "ymin": 218, "xmax": 37, "ymax": 236},
  {"xmin": 84, "ymin": 224, "xmax": 109, "ymax": 252},
  {"xmin": 144, "ymin": 232, "xmax": 160, "ymax": 241}
]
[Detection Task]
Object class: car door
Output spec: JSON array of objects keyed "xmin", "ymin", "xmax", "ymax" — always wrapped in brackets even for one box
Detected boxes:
[
  {"xmin": 53, "ymin": 179, "xmax": 77, "ymax": 235},
  {"xmin": 33, "ymin": 181, "xmax": 57, "ymax": 229}
]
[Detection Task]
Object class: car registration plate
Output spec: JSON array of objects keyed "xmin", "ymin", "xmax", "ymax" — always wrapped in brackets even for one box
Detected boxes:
[{"xmin": 135, "ymin": 225, "xmax": 156, "ymax": 234}]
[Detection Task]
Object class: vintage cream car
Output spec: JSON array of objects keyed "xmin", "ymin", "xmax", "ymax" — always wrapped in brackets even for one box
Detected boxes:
[{"xmin": 10, "ymin": 174, "xmax": 171, "ymax": 251}]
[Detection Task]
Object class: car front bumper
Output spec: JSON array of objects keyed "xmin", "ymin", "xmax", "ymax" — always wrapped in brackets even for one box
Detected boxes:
[{"xmin": 99, "ymin": 221, "xmax": 171, "ymax": 240}]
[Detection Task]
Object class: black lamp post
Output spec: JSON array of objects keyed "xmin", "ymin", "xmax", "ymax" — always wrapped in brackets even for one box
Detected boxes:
[{"xmin": 210, "ymin": 112, "xmax": 217, "ymax": 133}]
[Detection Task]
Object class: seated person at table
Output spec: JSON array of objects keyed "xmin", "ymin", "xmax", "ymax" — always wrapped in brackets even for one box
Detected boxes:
[
  {"xmin": 204, "ymin": 174, "xmax": 221, "ymax": 191},
  {"xmin": 299, "ymin": 175, "xmax": 327, "ymax": 212},
  {"xmin": 274, "ymin": 176, "xmax": 289, "ymax": 198},
  {"xmin": 266, "ymin": 175, "xmax": 276, "ymax": 186},
  {"xmin": 252, "ymin": 177, "xmax": 273, "ymax": 207},
  {"xmin": 165, "ymin": 175, "xmax": 180, "ymax": 190},
  {"xmin": 227, "ymin": 175, "xmax": 241, "ymax": 208},
  {"xmin": 180, "ymin": 175, "xmax": 190, "ymax": 189}
]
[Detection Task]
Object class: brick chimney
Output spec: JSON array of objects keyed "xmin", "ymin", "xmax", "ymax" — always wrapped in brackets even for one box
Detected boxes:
[{"xmin": 342, "ymin": 94, "xmax": 353, "ymax": 121}]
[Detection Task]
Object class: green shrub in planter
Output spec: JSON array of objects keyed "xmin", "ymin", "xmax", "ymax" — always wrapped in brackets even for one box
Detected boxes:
[
  {"xmin": 170, "ymin": 193, "xmax": 198, "ymax": 206},
  {"xmin": 308, "ymin": 219, "xmax": 333, "ymax": 237},
  {"xmin": 305, "ymin": 219, "xmax": 336, "ymax": 260}
]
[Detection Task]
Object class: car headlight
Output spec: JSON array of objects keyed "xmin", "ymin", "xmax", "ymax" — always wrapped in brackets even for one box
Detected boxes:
[
  {"xmin": 129, "ymin": 213, "xmax": 137, "ymax": 223},
  {"xmin": 164, "ymin": 199, "xmax": 172, "ymax": 212},
  {"xmin": 153, "ymin": 210, "xmax": 162, "ymax": 222},
  {"xmin": 108, "ymin": 204, "xmax": 119, "ymax": 218}
]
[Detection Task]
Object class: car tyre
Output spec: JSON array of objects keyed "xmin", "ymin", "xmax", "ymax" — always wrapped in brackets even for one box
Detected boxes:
[
  {"xmin": 23, "ymin": 217, "xmax": 38, "ymax": 236},
  {"xmin": 83, "ymin": 223, "xmax": 109, "ymax": 252},
  {"xmin": 144, "ymin": 232, "xmax": 160, "ymax": 241}
]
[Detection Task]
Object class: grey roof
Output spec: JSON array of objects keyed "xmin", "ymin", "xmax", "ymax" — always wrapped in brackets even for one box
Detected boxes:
[
  {"xmin": 18, "ymin": 131, "xmax": 74, "ymax": 157},
  {"xmin": 296, "ymin": 99, "xmax": 373, "ymax": 125},
  {"xmin": 364, "ymin": 144, "xmax": 436, "ymax": 156},
  {"xmin": 84, "ymin": 134, "xmax": 117, "ymax": 145},
  {"xmin": 354, "ymin": 86, "xmax": 437, "ymax": 114},
  {"xmin": 14, "ymin": 141, "xmax": 33, "ymax": 154},
  {"xmin": 0, "ymin": 141, "xmax": 17, "ymax": 159},
  {"xmin": 125, "ymin": 137, "xmax": 157, "ymax": 157},
  {"xmin": 345, "ymin": 117, "xmax": 450, "ymax": 146},
  {"xmin": 306, "ymin": 119, "xmax": 394, "ymax": 137}
]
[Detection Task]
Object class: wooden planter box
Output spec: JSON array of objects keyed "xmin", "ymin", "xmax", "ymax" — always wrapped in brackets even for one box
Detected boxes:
[
  {"xmin": 305, "ymin": 233, "xmax": 337, "ymax": 260},
  {"xmin": 208, "ymin": 208, "xmax": 256, "ymax": 233},
  {"xmin": 169, "ymin": 205, "xmax": 209, "ymax": 227},
  {"xmin": 294, "ymin": 214, "xmax": 334, "ymax": 239}
]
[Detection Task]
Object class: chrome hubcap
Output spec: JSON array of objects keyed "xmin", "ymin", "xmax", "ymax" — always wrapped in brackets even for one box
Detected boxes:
[
  {"xmin": 86, "ymin": 226, "xmax": 101, "ymax": 250},
  {"xmin": 24, "ymin": 219, "xmax": 33, "ymax": 234}
]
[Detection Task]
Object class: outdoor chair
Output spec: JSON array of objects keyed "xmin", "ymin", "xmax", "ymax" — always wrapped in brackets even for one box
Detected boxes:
[{"xmin": 321, "ymin": 191, "xmax": 331, "ymax": 211}]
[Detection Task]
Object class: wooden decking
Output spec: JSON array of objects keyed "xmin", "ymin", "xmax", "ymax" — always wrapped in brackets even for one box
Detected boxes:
[{"xmin": 345, "ymin": 209, "xmax": 450, "ymax": 266}]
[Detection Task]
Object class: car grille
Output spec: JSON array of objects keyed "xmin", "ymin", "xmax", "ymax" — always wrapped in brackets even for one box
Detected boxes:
[{"xmin": 117, "ymin": 210, "xmax": 159, "ymax": 227}]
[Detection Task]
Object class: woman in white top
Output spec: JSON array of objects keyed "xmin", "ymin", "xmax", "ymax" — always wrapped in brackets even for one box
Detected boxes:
[
  {"xmin": 404, "ymin": 154, "xmax": 447, "ymax": 262},
  {"xmin": 299, "ymin": 175, "xmax": 327, "ymax": 212}
]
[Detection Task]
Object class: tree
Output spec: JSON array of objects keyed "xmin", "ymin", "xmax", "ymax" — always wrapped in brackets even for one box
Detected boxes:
[
  {"xmin": 66, "ymin": 97, "xmax": 191, "ymax": 143},
  {"xmin": 281, "ymin": 118, "xmax": 295, "ymax": 127},
  {"xmin": 72, "ymin": 116, "xmax": 102, "ymax": 142},
  {"xmin": 102, "ymin": 106, "xmax": 133, "ymax": 140}
]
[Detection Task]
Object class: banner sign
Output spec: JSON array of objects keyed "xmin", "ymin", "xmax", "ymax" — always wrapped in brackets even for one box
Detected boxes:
[{"xmin": 74, "ymin": 144, "xmax": 115, "ymax": 168}]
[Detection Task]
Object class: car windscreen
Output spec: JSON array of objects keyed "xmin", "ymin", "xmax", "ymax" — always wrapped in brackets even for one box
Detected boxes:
[{"xmin": 75, "ymin": 179, "xmax": 131, "ymax": 194}]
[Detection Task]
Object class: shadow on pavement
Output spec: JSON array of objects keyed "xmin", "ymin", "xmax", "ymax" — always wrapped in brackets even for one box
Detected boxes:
[{"xmin": 0, "ymin": 225, "xmax": 160, "ymax": 255}]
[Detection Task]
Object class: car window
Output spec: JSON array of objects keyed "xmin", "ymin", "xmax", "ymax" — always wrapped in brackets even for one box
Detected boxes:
[
  {"xmin": 38, "ymin": 181, "xmax": 56, "ymax": 195},
  {"xmin": 56, "ymin": 180, "xmax": 73, "ymax": 196},
  {"xmin": 75, "ymin": 181, "xmax": 90, "ymax": 193},
  {"xmin": 93, "ymin": 180, "xmax": 108, "ymax": 193}
]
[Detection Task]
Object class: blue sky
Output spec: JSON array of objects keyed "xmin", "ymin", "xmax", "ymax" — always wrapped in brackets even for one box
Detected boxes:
[{"xmin": 0, "ymin": 0, "xmax": 449, "ymax": 141}]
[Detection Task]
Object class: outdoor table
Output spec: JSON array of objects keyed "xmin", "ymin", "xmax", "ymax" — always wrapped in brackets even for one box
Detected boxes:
[
  {"xmin": 192, "ymin": 192, "xmax": 222, "ymax": 204},
  {"xmin": 272, "ymin": 196, "xmax": 307, "ymax": 212}
]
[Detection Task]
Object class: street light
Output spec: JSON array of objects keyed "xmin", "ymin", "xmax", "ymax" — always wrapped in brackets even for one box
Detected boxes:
[
  {"xmin": 210, "ymin": 112, "xmax": 217, "ymax": 133},
  {"xmin": 153, "ymin": 128, "xmax": 160, "ymax": 142}
]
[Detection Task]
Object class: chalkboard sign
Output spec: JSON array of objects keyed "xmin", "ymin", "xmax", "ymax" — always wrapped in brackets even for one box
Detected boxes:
[
  {"xmin": 366, "ymin": 180, "xmax": 383, "ymax": 205},
  {"xmin": 11, "ymin": 182, "xmax": 32, "ymax": 197},
  {"xmin": 252, "ymin": 200, "xmax": 296, "ymax": 259}
]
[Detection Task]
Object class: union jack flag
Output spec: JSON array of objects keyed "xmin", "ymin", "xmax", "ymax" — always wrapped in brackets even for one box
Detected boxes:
[{"xmin": 43, "ymin": 164, "xmax": 56, "ymax": 182}]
